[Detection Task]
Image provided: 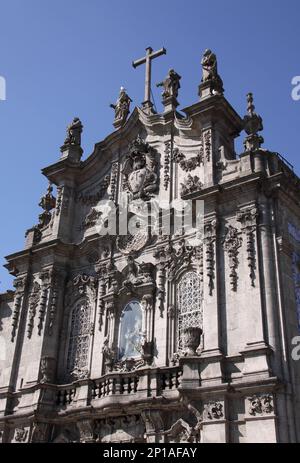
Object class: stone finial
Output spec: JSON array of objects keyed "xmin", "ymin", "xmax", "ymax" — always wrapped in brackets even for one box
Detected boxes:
[
  {"xmin": 243, "ymin": 93, "xmax": 264, "ymax": 151},
  {"xmin": 60, "ymin": 117, "xmax": 83, "ymax": 162},
  {"xmin": 110, "ymin": 87, "xmax": 132, "ymax": 129},
  {"xmin": 156, "ymin": 68, "xmax": 181, "ymax": 112},
  {"xmin": 37, "ymin": 183, "xmax": 56, "ymax": 230},
  {"xmin": 199, "ymin": 49, "xmax": 224, "ymax": 99}
]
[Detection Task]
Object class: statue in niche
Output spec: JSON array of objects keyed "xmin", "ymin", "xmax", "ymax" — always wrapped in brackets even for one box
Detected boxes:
[
  {"xmin": 201, "ymin": 49, "xmax": 224, "ymax": 94},
  {"xmin": 118, "ymin": 301, "xmax": 143, "ymax": 360},
  {"xmin": 64, "ymin": 117, "xmax": 83, "ymax": 146},
  {"xmin": 110, "ymin": 87, "xmax": 132, "ymax": 128},
  {"xmin": 157, "ymin": 68, "xmax": 181, "ymax": 99},
  {"xmin": 122, "ymin": 135, "xmax": 158, "ymax": 200}
]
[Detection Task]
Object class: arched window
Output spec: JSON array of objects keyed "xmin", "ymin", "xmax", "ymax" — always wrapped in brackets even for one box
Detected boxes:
[
  {"xmin": 67, "ymin": 300, "xmax": 91, "ymax": 375},
  {"xmin": 177, "ymin": 271, "xmax": 202, "ymax": 351},
  {"xmin": 118, "ymin": 300, "xmax": 143, "ymax": 360}
]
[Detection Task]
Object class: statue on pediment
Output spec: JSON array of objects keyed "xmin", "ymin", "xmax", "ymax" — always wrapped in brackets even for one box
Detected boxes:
[
  {"xmin": 157, "ymin": 68, "xmax": 181, "ymax": 99},
  {"xmin": 201, "ymin": 49, "xmax": 224, "ymax": 94},
  {"xmin": 110, "ymin": 87, "xmax": 132, "ymax": 129},
  {"xmin": 64, "ymin": 117, "xmax": 83, "ymax": 146}
]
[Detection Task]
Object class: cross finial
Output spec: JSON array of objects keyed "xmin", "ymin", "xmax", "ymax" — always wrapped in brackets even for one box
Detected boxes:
[{"xmin": 132, "ymin": 46, "xmax": 166, "ymax": 114}]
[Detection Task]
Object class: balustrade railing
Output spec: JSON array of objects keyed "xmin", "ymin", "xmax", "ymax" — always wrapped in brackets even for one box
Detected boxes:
[
  {"xmin": 56, "ymin": 385, "xmax": 77, "ymax": 407},
  {"xmin": 54, "ymin": 366, "xmax": 182, "ymax": 410}
]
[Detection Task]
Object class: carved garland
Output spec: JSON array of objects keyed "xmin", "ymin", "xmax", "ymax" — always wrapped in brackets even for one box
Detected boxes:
[
  {"xmin": 164, "ymin": 141, "xmax": 171, "ymax": 190},
  {"xmin": 48, "ymin": 274, "xmax": 60, "ymax": 336},
  {"xmin": 223, "ymin": 225, "xmax": 242, "ymax": 292},
  {"xmin": 56, "ymin": 185, "xmax": 73, "ymax": 216},
  {"xmin": 11, "ymin": 276, "xmax": 27, "ymax": 342},
  {"xmin": 203, "ymin": 130, "xmax": 212, "ymax": 162},
  {"xmin": 109, "ymin": 162, "xmax": 119, "ymax": 202},
  {"xmin": 173, "ymin": 147, "xmax": 204, "ymax": 172},
  {"xmin": 237, "ymin": 207, "xmax": 258, "ymax": 287},
  {"xmin": 204, "ymin": 219, "xmax": 217, "ymax": 296},
  {"xmin": 27, "ymin": 281, "xmax": 41, "ymax": 338}
]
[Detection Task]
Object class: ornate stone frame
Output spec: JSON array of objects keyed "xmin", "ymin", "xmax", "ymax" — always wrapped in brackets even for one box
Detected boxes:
[
  {"xmin": 168, "ymin": 263, "xmax": 203, "ymax": 363},
  {"xmin": 59, "ymin": 275, "xmax": 97, "ymax": 382}
]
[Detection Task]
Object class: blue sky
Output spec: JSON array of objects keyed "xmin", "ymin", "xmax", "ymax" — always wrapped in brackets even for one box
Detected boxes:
[{"xmin": 0, "ymin": 0, "xmax": 299, "ymax": 291}]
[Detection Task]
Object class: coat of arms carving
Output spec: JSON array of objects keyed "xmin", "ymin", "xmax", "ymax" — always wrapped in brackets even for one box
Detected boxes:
[{"xmin": 122, "ymin": 135, "xmax": 159, "ymax": 200}]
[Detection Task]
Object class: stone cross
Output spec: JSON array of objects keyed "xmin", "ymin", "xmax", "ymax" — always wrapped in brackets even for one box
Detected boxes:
[{"xmin": 132, "ymin": 46, "xmax": 166, "ymax": 113}]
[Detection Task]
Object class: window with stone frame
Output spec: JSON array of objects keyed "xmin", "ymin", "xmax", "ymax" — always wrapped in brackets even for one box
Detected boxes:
[
  {"xmin": 118, "ymin": 300, "xmax": 143, "ymax": 360},
  {"xmin": 177, "ymin": 271, "xmax": 203, "ymax": 351},
  {"xmin": 67, "ymin": 299, "xmax": 91, "ymax": 376}
]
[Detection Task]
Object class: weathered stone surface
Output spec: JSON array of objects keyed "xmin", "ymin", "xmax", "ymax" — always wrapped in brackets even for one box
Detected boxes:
[{"xmin": 0, "ymin": 49, "xmax": 300, "ymax": 443}]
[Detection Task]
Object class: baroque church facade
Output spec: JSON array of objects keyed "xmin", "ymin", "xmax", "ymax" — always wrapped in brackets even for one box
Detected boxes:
[{"xmin": 0, "ymin": 48, "xmax": 300, "ymax": 443}]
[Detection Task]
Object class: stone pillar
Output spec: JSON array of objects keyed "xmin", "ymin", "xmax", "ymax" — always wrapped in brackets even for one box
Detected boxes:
[
  {"xmin": 256, "ymin": 196, "xmax": 281, "ymax": 379},
  {"xmin": 237, "ymin": 205, "xmax": 271, "ymax": 378},
  {"xmin": 201, "ymin": 216, "xmax": 223, "ymax": 384},
  {"xmin": 141, "ymin": 410, "xmax": 164, "ymax": 443}
]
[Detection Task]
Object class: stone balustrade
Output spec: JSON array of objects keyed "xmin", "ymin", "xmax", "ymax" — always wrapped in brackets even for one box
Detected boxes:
[{"xmin": 54, "ymin": 366, "xmax": 183, "ymax": 410}]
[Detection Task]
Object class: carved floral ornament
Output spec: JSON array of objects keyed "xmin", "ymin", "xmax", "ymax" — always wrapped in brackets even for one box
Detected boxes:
[
  {"xmin": 204, "ymin": 401, "xmax": 224, "ymax": 420},
  {"xmin": 248, "ymin": 394, "xmax": 274, "ymax": 416},
  {"xmin": 204, "ymin": 219, "xmax": 218, "ymax": 296},
  {"xmin": 14, "ymin": 427, "xmax": 28, "ymax": 443},
  {"xmin": 11, "ymin": 276, "xmax": 28, "ymax": 341},
  {"xmin": 237, "ymin": 206, "xmax": 259, "ymax": 287},
  {"xmin": 223, "ymin": 225, "xmax": 242, "ymax": 292},
  {"xmin": 173, "ymin": 147, "xmax": 204, "ymax": 172},
  {"xmin": 27, "ymin": 281, "xmax": 41, "ymax": 338}
]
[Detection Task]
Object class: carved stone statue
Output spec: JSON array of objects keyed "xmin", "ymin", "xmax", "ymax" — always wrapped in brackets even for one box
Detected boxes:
[
  {"xmin": 157, "ymin": 69, "xmax": 181, "ymax": 100},
  {"xmin": 64, "ymin": 117, "xmax": 83, "ymax": 147},
  {"xmin": 110, "ymin": 87, "xmax": 132, "ymax": 129},
  {"xmin": 122, "ymin": 136, "xmax": 158, "ymax": 200},
  {"xmin": 102, "ymin": 336, "xmax": 115, "ymax": 371},
  {"xmin": 201, "ymin": 49, "xmax": 224, "ymax": 94}
]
